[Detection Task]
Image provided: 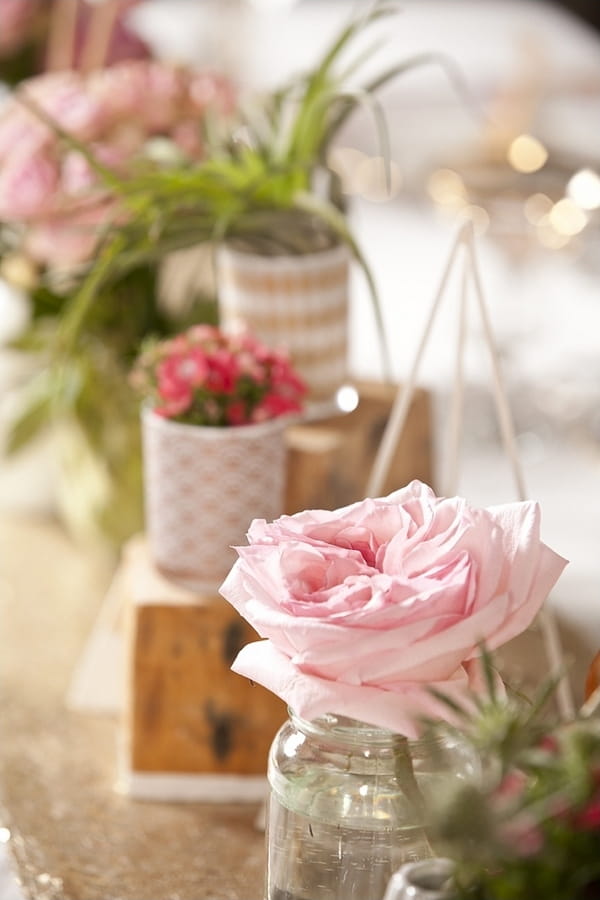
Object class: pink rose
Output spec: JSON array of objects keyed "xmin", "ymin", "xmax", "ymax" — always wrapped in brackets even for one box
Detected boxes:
[
  {"xmin": 60, "ymin": 144, "xmax": 125, "ymax": 199},
  {"xmin": 24, "ymin": 72, "xmax": 105, "ymax": 142},
  {"xmin": 89, "ymin": 61, "xmax": 185, "ymax": 133},
  {"xmin": 25, "ymin": 201, "xmax": 117, "ymax": 266},
  {"xmin": 0, "ymin": 150, "xmax": 58, "ymax": 219},
  {"xmin": 0, "ymin": 104, "xmax": 49, "ymax": 165},
  {"xmin": 187, "ymin": 71, "xmax": 236, "ymax": 117},
  {"xmin": 220, "ymin": 481, "xmax": 567, "ymax": 737}
]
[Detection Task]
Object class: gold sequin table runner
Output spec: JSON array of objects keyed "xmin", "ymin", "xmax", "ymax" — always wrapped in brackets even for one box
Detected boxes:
[{"xmin": 0, "ymin": 517, "xmax": 265, "ymax": 900}]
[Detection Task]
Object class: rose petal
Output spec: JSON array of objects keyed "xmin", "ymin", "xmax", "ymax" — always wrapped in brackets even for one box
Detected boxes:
[{"xmin": 232, "ymin": 640, "xmax": 480, "ymax": 738}]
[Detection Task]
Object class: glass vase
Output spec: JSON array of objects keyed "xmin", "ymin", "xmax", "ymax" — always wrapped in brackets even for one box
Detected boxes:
[
  {"xmin": 383, "ymin": 859, "xmax": 456, "ymax": 900},
  {"xmin": 266, "ymin": 712, "xmax": 477, "ymax": 900}
]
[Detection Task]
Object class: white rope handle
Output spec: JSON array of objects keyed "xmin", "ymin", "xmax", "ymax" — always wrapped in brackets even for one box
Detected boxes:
[
  {"xmin": 444, "ymin": 246, "xmax": 470, "ymax": 496},
  {"xmin": 463, "ymin": 227, "xmax": 527, "ymax": 500},
  {"xmin": 463, "ymin": 224, "xmax": 574, "ymax": 719},
  {"xmin": 366, "ymin": 223, "xmax": 470, "ymax": 498}
]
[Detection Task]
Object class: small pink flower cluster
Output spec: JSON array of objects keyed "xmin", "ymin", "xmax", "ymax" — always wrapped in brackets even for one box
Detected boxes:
[
  {"xmin": 132, "ymin": 325, "xmax": 306, "ymax": 427},
  {"xmin": 493, "ymin": 728, "xmax": 600, "ymax": 859},
  {"xmin": 0, "ymin": 61, "xmax": 235, "ymax": 266}
]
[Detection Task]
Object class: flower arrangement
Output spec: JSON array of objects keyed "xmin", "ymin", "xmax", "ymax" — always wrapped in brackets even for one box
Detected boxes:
[
  {"xmin": 0, "ymin": 56, "xmax": 235, "ymax": 541},
  {"xmin": 1, "ymin": 1, "xmax": 473, "ymax": 540},
  {"xmin": 426, "ymin": 655, "xmax": 600, "ymax": 900},
  {"xmin": 131, "ymin": 325, "xmax": 307, "ymax": 427},
  {"xmin": 219, "ymin": 480, "xmax": 566, "ymax": 738},
  {"xmin": 0, "ymin": 61, "xmax": 234, "ymax": 267},
  {"xmin": 20, "ymin": 1, "xmax": 471, "ymax": 375}
]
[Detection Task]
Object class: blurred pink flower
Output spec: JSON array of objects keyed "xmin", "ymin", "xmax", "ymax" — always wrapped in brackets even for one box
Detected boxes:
[
  {"xmin": 252, "ymin": 391, "xmax": 303, "ymax": 423},
  {"xmin": 61, "ymin": 143, "xmax": 125, "ymax": 199},
  {"xmin": 25, "ymin": 201, "xmax": 118, "ymax": 266},
  {"xmin": 188, "ymin": 71, "xmax": 236, "ymax": 117},
  {"xmin": 132, "ymin": 326, "xmax": 306, "ymax": 427},
  {"xmin": 577, "ymin": 796, "xmax": 600, "ymax": 830},
  {"xmin": 0, "ymin": 149, "xmax": 58, "ymax": 219},
  {"xmin": 0, "ymin": 104, "xmax": 49, "ymax": 164},
  {"xmin": 24, "ymin": 71, "xmax": 106, "ymax": 141},
  {"xmin": 171, "ymin": 120, "xmax": 204, "ymax": 159},
  {"xmin": 500, "ymin": 815, "xmax": 545, "ymax": 857},
  {"xmin": 0, "ymin": 61, "xmax": 236, "ymax": 268}
]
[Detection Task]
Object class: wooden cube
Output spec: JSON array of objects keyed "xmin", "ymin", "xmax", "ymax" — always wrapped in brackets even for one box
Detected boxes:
[
  {"xmin": 285, "ymin": 380, "xmax": 432, "ymax": 512},
  {"xmin": 119, "ymin": 539, "xmax": 285, "ymax": 798}
]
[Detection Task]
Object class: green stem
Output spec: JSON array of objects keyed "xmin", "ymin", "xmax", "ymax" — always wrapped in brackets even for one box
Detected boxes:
[
  {"xmin": 392, "ymin": 735, "xmax": 434, "ymax": 854},
  {"xmin": 57, "ymin": 233, "xmax": 126, "ymax": 356}
]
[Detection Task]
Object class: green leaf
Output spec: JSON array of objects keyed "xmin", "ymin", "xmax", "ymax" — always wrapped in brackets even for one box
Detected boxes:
[{"xmin": 5, "ymin": 390, "xmax": 54, "ymax": 455}]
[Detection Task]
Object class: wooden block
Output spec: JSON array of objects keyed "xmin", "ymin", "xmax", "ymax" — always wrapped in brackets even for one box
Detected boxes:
[
  {"xmin": 285, "ymin": 380, "xmax": 432, "ymax": 513},
  {"xmin": 121, "ymin": 539, "xmax": 286, "ymax": 779},
  {"xmin": 115, "ymin": 382, "xmax": 431, "ymax": 791}
]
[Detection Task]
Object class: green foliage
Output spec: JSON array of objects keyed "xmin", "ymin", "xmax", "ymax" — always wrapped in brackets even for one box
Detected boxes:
[
  {"xmin": 426, "ymin": 649, "xmax": 600, "ymax": 900},
  {"xmin": 4, "ymin": 0, "xmax": 476, "ymax": 540}
]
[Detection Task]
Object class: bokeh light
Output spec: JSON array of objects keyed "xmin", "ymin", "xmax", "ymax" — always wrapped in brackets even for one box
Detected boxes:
[
  {"xmin": 507, "ymin": 134, "xmax": 548, "ymax": 174},
  {"xmin": 567, "ymin": 168, "xmax": 600, "ymax": 211}
]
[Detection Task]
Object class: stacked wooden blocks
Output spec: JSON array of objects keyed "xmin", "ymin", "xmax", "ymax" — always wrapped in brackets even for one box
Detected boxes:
[{"xmin": 119, "ymin": 381, "xmax": 432, "ymax": 799}]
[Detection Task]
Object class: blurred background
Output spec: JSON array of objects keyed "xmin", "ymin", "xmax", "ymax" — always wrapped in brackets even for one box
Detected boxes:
[{"xmin": 1, "ymin": 0, "xmax": 599, "ymax": 694}]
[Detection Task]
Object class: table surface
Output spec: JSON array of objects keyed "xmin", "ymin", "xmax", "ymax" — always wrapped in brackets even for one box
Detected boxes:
[{"xmin": 0, "ymin": 517, "xmax": 266, "ymax": 900}]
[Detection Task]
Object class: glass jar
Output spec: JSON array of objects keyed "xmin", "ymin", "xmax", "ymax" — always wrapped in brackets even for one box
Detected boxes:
[
  {"xmin": 266, "ymin": 712, "xmax": 478, "ymax": 900},
  {"xmin": 383, "ymin": 859, "xmax": 456, "ymax": 900}
]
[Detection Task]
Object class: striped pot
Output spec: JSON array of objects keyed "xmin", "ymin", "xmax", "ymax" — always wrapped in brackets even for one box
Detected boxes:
[
  {"xmin": 217, "ymin": 243, "xmax": 350, "ymax": 407},
  {"xmin": 142, "ymin": 408, "xmax": 287, "ymax": 592}
]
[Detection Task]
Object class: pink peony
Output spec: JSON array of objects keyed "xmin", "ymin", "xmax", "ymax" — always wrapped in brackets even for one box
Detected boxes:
[
  {"xmin": 61, "ymin": 143, "xmax": 126, "ymax": 199},
  {"xmin": 0, "ymin": 105, "xmax": 49, "ymax": 165},
  {"xmin": 0, "ymin": 62, "xmax": 236, "ymax": 268},
  {"xmin": 25, "ymin": 201, "xmax": 118, "ymax": 266},
  {"xmin": 0, "ymin": 150, "xmax": 58, "ymax": 219},
  {"xmin": 24, "ymin": 71, "xmax": 106, "ymax": 141},
  {"xmin": 220, "ymin": 481, "xmax": 567, "ymax": 737}
]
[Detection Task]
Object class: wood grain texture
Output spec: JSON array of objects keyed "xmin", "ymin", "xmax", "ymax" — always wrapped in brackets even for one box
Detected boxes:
[
  {"xmin": 121, "ymin": 539, "xmax": 285, "ymax": 774},
  {"xmin": 128, "ymin": 599, "xmax": 285, "ymax": 774},
  {"xmin": 285, "ymin": 380, "xmax": 432, "ymax": 513}
]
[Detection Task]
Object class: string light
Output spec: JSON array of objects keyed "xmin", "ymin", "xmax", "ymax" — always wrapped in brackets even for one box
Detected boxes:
[
  {"xmin": 427, "ymin": 169, "xmax": 467, "ymax": 208},
  {"xmin": 336, "ymin": 385, "xmax": 359, "ymax": 414},
  {"xmin": 507, "ymin": 134, "xmax": 548, "ymax": 174},
  {"xmin": 536, "ymin": 221, "xmax": 571, "ymax": 250},
  {"xmin": 567, "ymin": 168, "xmax": 600, "ymax": 211},
  {"xmin": 523, "ymin": 193, "xmax": 553, "ymax": 225},
  {"xmin": 549, "ymin": 198, "xmax": 588, "ymax": 236}
]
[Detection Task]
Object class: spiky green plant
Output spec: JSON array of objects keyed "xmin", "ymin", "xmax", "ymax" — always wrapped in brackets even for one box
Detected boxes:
[{"xmin": 424, "ymin": 648, "xmax": 600, "ymax": 900}]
